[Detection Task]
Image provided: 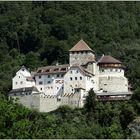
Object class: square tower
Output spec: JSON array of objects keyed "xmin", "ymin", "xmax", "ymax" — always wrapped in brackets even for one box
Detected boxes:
[{"xmin": 69, "ymin": 39, "xmax": 95, "ymax": 66}]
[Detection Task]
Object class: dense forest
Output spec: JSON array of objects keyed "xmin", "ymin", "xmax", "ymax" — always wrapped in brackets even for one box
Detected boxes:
[{"xmin": 0, "ymin": 1, "xmax": 140, "ymax": 138}]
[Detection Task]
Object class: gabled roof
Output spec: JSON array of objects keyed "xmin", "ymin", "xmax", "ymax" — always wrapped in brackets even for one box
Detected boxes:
[
  {"xmin": 69, "ymin": 39, "xmax": 93, "ymax": 52},
  {"xmin": 70, "ymin": 64, "xmax": 94, "ymax": 77},
  {"xmin": 98, "ymin": 55, "xmax": 122, "ymax": 64}
]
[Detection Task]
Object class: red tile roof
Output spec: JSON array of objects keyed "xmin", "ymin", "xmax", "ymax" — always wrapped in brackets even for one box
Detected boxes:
[
  {"xmin": 69, "ymin": 39, "xmax": 93, "ymax": 52},
  {"xmin": 98, "ymin": 55, "xmax": 122, "ymax": 64}
]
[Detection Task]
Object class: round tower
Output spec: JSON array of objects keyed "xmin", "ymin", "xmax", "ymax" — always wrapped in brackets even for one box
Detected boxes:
[{"xmin": 98, "ymin": 55, "xmax": 125, "ymax": 76}]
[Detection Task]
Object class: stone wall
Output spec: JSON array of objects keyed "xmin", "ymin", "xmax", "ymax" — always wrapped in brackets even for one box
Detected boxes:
[{"xmin": 99, "ymin": 76, "xmax": 128, "ymax": 92}]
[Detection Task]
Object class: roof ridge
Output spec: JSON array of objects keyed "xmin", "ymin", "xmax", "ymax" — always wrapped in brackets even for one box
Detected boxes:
[
  {"xmin": 98, "ymin": 55, "xmax": 122, "ymax": 64},
  {"xmin": 69, "ymin": 39, "xmax": 93, "ymax": 52}
]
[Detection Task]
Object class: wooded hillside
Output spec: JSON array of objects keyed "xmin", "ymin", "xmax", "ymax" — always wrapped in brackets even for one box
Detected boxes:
[{"xmin": 0, "ymin": 2, "xmax": 140, "ymax": 138}]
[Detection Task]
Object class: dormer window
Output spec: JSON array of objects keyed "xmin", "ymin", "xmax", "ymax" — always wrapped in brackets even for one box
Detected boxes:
[
  {"xmin": 61, "ymin": 68, "xmax": 66, "ymax": 71},
  {"xmin": 37, "ymin": 70, "xmax": 42, "ymax": 73},
  {"xmin": 46, "ymin": 69, "xmax": 50, "ymax": 72},
  {"xmin": 54, "ymin": 68, "xmax": 59, "ymax": 71}
]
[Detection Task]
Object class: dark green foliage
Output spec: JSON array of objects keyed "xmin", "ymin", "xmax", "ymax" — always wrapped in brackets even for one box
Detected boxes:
[{"xmin": 0, "ymin": 1, "xmax": 140, "ymax": 139}]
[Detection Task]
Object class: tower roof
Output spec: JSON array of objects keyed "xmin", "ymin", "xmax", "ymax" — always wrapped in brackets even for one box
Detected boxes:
[
  {"xmin": 98, "ymin": 55, "xmax": 122, "ymax": 64},
  {"xmin": 69, "ymin": 39, "xmax": 93, "ymax": 52}
]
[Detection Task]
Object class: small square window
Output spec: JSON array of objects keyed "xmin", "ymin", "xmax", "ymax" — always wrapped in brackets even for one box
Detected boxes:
[
  {"xmin": 57, "ymin": 74, "xmax": 59, "ymax": 77},
  {"xmin": 70, "ymin": 77, "xmax": 72, "ymax": 81},
  {"xmin": 80, "ymin": 77, "xmax": 82, "ymax": 80},
  {"xmin": 48, "ymin": 75, "xmax": 50, "ymax": 78},
  {"xmin": 39, "ymin": 76, "xmax": 41, "ymax": 79},
  {"xmin": 15, "ymin": 82, "xmax": 18, "ymax": 85},
  {"xmin": 20, "ymin": 81, "xmax": 23, "ymax": 85},
  {"xmin": 75, "ymin": 77, "xmax": 77, "ymax": 80},
  {"xmin": 102, "ymin": 69, "xmax": 105, "ymax": 72},
  {"xmin": 47, "ymin": 81, "xmax": 51, "ymax": 84},
  {"xmin": 39, "ymin": 81, "xmax": 43, "ymax": 85}
]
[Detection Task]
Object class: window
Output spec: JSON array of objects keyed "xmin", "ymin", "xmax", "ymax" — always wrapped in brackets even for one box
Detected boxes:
[
  {"xmin": 120, "ymin": 69, "xmax": 121, "ymax": 72},
  {"xmin": 15, "ymin": 82, "xmax": 18, "ymax": 85},
  {"xmin": 37, "ymin": 70, "xmax": 42, "ymax": 73},
  {"xmin": 76, "ymin": 70, "xmax": 79, "ymax": 73},
  {"xmin": 62, "ymin": 86, "xmax": 64, "ymax": 89},
  {"xmin": 110, "ymin": 69, "xmax": 112, "ymax": 72},
  {"xmin": 39, "ymin": 81, "xmax": 43, "ymax": 85},
  {"xmin": 39, "ymin": 75, "xmax": 41, "ymax": 79},
  {"xmin": 47, "ymin": 81, "xmax": 51, "ymax": 84},
  {"xmin": 46, "ymin": 69, "xmax": 50, "ymax": 72},
  {"xmin": 61, "ymin": 74, "xmax": 64, "ymax": 77},
  {"xmin": 19, "ymin": 76, "xmax": 20, "ymax": 78},
  {"xmin": 61, "ymin": 68, "xmax": 66, "ymax": 71},
  {"xmin": 80, "ymin": 77, "xmax": 82, "ymax": 80},
  {"xmin": 70, "ymin": 71, "xmax": 72, "ymax": 74},
  {"xmin": 54, "ymin": 68, "xmax": 59, "ymax": 71},
  {"xmin": 115, "ymin": 69, "xmax": 118, "ymax": 72},
  {"xmin": 57, "ymin": 87, "xmax": 59, "ymax": 90},
  {"xmin": 70, "ymin": 77, "xmax": 72, "ymax": 81},
  {"xmin": 20, "ymin": 81, "xmax": 23, "ymax": 85},
  {"xmin": 57, "ymin": 74, "xmax": 60, "ymax": 77},
  {"xmin": 40, "ymin": 88, "xmax": 42, "ymax": 91},
  {"xmin": 48, "ymin": 75, "xmax": 50, "ymax": 78},
  {"xmin": 102, "ymin": 69, "xmax": 105, "ymax": 72},
  {"xmin": 75, "ymin": 77, "xmax": 77, "ymax": 80}
]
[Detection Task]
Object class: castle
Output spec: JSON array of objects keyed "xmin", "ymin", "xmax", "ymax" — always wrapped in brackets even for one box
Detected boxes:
[{"xmin": 9, "ymin": 39, "xmax": 132, "ymax": 112}]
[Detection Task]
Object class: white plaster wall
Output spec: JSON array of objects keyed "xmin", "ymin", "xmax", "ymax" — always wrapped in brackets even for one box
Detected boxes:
[
  {"xmin": 13, "ymin": 73, "xmax": 27, "ymax": 89},
  {"xmin": 99, "ymin": 68, "xmax": 124, "ymax": 77},
  {"xmin": 64, "ymin": 68, "xmax": 86, "ymax": 94},
  {"xmin": 35, "ymin": 73, "xmax": 64, "ymax": 96},
  {"xmin": 16, "ymin": 68, "xmax": 31, "ymax": 77},
  {"xmin": 99, "ymin": 76, "xmax": 128, "ymax": 92},
  {"xmin": 86, "ymin": 62, "xmax": 100, "ymax": 91}
]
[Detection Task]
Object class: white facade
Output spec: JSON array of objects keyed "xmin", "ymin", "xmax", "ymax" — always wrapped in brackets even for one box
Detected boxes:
[
  {"xmin": 35, "ymin": 73, "xmax": 65, "ymax": 96},
  {"xmin": 99, "ymin": 67, "xmax": 128, "ymax": 92},
  {"xmin": 12, "ymin": 66, "xmax": 35, "ymax": 89},
  {"xmin": 64, "ymin": 66, "xmax": 95, "ymax": 95}
]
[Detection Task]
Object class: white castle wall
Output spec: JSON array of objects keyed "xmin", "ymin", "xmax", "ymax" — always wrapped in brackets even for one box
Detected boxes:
[
  {"xmin": 13, "ymin": 70, "xmax": 35, "ymax": 89},
  {"xmin": 10, "ymin": 93, "xmax": 40, "ymax": 111},
  {"xmin": 64, "ymin": 68, "xmax": 86, "ymax": 94},
  {"xmin": 35, "ymin": 73, "xmax": 64, "ymax": 96},
  {"xmin": 99, "ymin": 76, "xmax": 128, "ymax": 92},
  {"xmin": 39, "ymin": 95, "xmax": 60, "ymax": 112},
  {"xmin": 61, "ymin": 89, "xmax": 86, "ymax": 108}
]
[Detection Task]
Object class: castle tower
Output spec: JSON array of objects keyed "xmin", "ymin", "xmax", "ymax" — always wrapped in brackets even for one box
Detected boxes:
[
  {"xmin": 98, "ymin": 55, "xmax": 128, "ymax": 93},
  {"xmin": 69, "ymin": 39, "xmax": 95, "ymax": 66}
]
